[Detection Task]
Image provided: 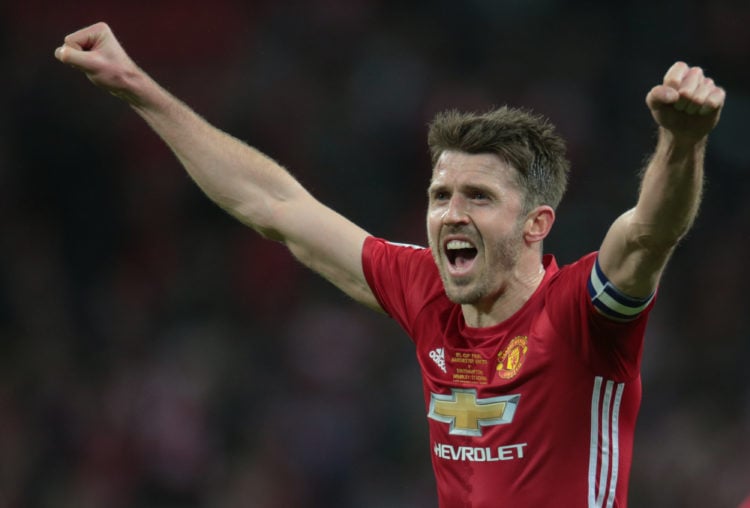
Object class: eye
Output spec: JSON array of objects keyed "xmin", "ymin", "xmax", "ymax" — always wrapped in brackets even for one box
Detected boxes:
[
  {"xmin": 469, "ymin": 189, "xmax": 492, "ymax": 202},
  {"xmin": 430, "ymin": 189, "xmax": 450, "ymax": 202}
]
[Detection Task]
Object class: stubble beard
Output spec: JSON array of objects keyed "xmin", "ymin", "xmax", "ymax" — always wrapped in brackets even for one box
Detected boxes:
[{"xmin": 433, "ymin": 224, "xmax": 524, "ymax": 305}]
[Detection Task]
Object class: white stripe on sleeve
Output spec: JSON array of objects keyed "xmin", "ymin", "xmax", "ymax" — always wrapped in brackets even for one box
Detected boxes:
[{"xmin": 588, "ymin": 376, "xmax": 625, "ymax": 508}]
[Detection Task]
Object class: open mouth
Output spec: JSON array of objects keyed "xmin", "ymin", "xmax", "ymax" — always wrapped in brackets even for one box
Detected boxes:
[{"xmin": 445, "ymin": 239, "xmax": 478, "ymax": 270}]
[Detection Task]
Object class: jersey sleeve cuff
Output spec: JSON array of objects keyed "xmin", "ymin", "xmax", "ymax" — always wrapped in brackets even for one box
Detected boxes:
[{"xmin": 587, "ymin": 257, "xmax": 655, "ymax": 321}]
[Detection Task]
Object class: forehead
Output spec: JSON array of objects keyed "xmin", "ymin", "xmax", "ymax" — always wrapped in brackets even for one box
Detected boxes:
[{"xmin": 430, "ymin": 150, "xmax": 518, "ymax": 188}]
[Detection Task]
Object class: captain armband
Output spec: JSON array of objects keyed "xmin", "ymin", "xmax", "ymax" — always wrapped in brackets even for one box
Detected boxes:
[{"xmin": 587, "ymin": 257, "xmax": 654, "ymax": 321}]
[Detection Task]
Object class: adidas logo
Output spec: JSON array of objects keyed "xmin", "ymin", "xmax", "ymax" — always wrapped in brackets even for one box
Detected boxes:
[{"xmin": 429, "ymin": 348, "xmax": 447, "ymax": 373}]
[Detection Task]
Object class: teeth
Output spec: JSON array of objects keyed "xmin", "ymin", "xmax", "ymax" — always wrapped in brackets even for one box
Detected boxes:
[{"xmin": 446, "ymin": 240, "xmax": 473, "ymax": 250}]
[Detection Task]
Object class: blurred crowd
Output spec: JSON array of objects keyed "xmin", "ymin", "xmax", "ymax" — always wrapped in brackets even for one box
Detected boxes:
[{"xmin": 1, "ymin": 0, "xmax": 749, "ymax": 506}]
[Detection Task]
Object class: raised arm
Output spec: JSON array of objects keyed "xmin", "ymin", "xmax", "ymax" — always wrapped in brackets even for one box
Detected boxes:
[
  {"xmin": 598, "ymin": 61, "xmax": 726, "ymax": 300},
  {"xmin": 55, "ymin": 22, "xmax": 381, "ymax": 311}
]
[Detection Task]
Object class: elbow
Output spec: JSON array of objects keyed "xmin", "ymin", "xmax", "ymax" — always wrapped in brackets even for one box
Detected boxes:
[
  {"xmin": 627, "ymin": 204, "xmax": 699, "ymax": 253},
  {"xmin": 232, "ymin": 202, "xmax": 285, "ymax": 241},
  {"xmin": 232, "ymin": 193, "xmax": 305, "ymax": 243},
  {"xmin": 626, "ymin": 221, "xmax": 690, "ymax": 255}
]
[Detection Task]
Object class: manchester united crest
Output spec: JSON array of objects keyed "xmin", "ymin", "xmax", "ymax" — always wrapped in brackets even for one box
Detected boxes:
[{"xmin": 496, "ymin": 336, "xmax": 528, "ymax": 380}]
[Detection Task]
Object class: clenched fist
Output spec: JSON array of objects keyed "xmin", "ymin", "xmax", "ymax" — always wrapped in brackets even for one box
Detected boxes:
[
  {"xmin": 55, "ymin": 22, "xmax": 144, "ymax": 104},
  {"xmin": 646, "ymin": 62, "xmax": 726, "ymax": 141}
]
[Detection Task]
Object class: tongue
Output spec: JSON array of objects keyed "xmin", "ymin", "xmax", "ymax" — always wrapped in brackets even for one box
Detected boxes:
[{"xmin": 453, "ymin": 249, "xmax": 476, "ymax": 268}]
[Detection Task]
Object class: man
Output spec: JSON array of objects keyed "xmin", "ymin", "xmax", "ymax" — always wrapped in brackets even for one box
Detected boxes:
[{"xmin": 55, "ymin": 22, "xmax": 725, "ymax": 507}]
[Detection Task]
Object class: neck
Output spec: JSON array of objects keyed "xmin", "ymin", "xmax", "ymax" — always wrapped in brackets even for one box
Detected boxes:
[{"xmin": 461, "ymin": 257, "xmax": 546, "ymax": 328}]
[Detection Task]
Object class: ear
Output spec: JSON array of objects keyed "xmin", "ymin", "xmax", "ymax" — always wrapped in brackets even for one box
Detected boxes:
[{"xmin": 523, "ymin": 205, "xmax": 555, "ymax": 245}]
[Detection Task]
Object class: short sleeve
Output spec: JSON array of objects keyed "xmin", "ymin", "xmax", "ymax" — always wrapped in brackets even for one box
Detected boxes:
[
  {"xmin": 361, "ymin": 236, "xmax": 444, "ymax": 337},
  {"xmin": 545, "ymin": 252, "xmax": 654, "ymax": 381}
]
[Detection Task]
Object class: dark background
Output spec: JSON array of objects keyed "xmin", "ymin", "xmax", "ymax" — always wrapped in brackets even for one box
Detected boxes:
[{"xmin": 1, "ymin": 1, "xmax": 748, "ymax": 506}]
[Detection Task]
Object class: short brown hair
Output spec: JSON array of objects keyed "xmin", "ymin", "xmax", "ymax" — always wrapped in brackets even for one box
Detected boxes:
[{"xmin": 427, "ymin": 107, "xmax": 570, "ymax": 211}]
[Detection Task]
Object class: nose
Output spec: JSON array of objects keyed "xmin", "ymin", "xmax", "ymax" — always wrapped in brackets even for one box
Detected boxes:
[{"xmin": 442, "ymin": 195, "xmax": 469, "ymax": 225}]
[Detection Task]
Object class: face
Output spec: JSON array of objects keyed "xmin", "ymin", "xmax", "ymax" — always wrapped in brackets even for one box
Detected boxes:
[{"xmin": 427, "ymin": 151, "xmax": 527, "ymax": 306}]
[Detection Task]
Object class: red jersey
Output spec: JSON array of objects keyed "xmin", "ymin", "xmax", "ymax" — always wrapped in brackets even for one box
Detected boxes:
[{"xmin": 362, "ymin": 236, "xmax": 653, "ymax": 508}]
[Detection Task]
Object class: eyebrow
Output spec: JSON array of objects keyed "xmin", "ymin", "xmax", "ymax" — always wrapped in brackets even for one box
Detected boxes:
[
  {"xmin": 427, "ymin": 183, "xmax": 445, "ymax": 198},
  {"xmin": 427, "ymin": 181, "xmax": 498, "ymax": 197}
]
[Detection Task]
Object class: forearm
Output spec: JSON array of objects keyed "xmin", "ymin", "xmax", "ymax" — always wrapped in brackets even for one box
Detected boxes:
[
  {"xmin": 593, "ymin": 61, "xmax": 723, "ymax": 300},
  {"xmin": 55, "ymin": 22, "xmax": 381, "ymax": 309},
  {"xmin": 598, "ymin": 130, "xmax": 707, "ymax": 297},
  {"xmin": 630, "ymin": 128, "xmax": 706, "ymax": 248},
  {"xmin": 124, "ymin": 69, "xmax": 306, "ymax": 239}
]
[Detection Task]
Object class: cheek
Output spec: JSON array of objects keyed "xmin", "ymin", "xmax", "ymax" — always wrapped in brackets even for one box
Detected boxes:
[
  {"xmin": 426, "ymin": 223, "xmax": 438, "ymax": 248},
  {"xmin": 426, "ymin": 210, "xmax": 442, "ymax": 237}
]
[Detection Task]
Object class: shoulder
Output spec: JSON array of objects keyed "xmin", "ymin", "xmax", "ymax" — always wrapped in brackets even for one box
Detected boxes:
[
  {"xmin": 538, "ymin": 252, "xmax": 599, "ymax": 323},
  {"xmin": 544, "ymin": 252, "xmax": 598, "ymax": 292},
  {"xmin": 363, "ymin": 236, "xmax": 440, "ymax": 291},
  {"xmin": 549, "ymin": 252, "xmax": 598, "ymax": 276},
  {"xmin": 363, "ymin": 236, "xmax": 435, "ymax": 275},
  {"xmin": 546, "ymin": 251, "xmax": 654, "ymax": 328},
  {"xmin": 362, "ymin": 236, "xmax": 449, "ymax": 332}
]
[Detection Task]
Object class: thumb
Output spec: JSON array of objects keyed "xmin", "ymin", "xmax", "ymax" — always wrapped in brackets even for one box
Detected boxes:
[
  {"xmin": 646, "ymin": 85, "xmax": 680, "ymax": 111},
  {"xmin": 55, "ymin": 44, "xmax": 89, "ymax": 68}
]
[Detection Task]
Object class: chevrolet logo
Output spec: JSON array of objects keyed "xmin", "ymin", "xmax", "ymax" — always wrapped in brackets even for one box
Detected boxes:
[{"xmin": 428, "ymin": 388, "xmax": 520, "ymax": 436}]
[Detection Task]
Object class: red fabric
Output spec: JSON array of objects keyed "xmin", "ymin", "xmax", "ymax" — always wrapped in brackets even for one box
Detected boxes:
[{"xmin": 362, "ymin": 236, "xmax": 652, "ymax": 507}]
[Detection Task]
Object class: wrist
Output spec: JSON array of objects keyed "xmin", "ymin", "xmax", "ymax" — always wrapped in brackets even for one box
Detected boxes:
[
  {"xmin": 121, "ymin": 69, "xmax": 166, "ymax": 111},
  {"xmin": 657, "ymin": 127, "xmax": 707, "ymax": 160}
]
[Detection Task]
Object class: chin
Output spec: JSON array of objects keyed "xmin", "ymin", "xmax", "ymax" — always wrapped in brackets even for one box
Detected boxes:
[{"xmin": 444, "ymin": 285, "xmax": 483, "ymax": 305}]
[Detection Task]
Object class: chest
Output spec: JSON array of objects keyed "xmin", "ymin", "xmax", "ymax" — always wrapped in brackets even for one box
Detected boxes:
[{"xmin": 416, "ymin": 304, "xmax": 576, "ymax": 391}]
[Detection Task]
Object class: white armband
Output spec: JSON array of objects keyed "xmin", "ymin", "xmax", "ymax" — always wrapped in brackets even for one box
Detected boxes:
[{"xmin": 587, "ymin": 257, "xmax": 654, "ymax": 321}]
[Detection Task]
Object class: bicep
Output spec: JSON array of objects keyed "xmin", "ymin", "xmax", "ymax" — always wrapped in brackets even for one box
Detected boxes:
[
  {"xmin": 597, "ymin": 207, "xmax": 675, "ymax": 299},
  {"xmin": 276, "ymin": 194, "xmax": 383, "ymax": 312}
]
